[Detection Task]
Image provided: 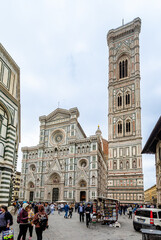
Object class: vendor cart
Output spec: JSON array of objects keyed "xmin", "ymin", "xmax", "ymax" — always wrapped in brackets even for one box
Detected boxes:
[{"xmin": 91, "ymin": 197, "xmax": 119, "ymax": 225}]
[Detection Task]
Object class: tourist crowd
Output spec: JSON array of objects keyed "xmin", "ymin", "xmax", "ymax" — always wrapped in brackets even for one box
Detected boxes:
[
  {"xmin": 1, "ymin": 201, "xmax": 153, "ymax": 240},
  {"xmin": 0, "ymin": 201, "xmax": 93, "ymax": 240}
]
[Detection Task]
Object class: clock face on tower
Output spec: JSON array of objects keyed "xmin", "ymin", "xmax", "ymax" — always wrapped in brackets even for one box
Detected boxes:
[{"xmin": 50, "ymin": 129, "xmax": 65, "ymax": 145}]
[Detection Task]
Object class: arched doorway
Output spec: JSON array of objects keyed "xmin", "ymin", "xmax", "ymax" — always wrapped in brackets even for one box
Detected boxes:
[
  {"xmin": 28, "ymin": 182, "xmax": 35, "ymax": 201},
  {"xmin": 80, "ymin": 191, "xmax": 86, "ymax": 201},
  {"xmin": 79, "ymin": 180, "xmax": 87, "ymax": 202},
  {"xmin": 49, "ymin": 173, "xmax": 60, "ymax": 202}
]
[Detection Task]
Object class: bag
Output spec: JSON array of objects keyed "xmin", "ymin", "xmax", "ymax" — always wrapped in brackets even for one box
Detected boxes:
[
  {"xmin": 5, "ymin": 212, "xmax": 13, "ymax": 226},
  {"xmin": 2, "ymin": 229, "xmax": 14, "ymax": 240},
  {"xmin": 39, "ymin": 214, "xmax": 48, "ymax": 231}
]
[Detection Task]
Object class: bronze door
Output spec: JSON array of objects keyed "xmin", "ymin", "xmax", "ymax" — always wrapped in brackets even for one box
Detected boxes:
[
  {"xmin": 52, "ymin": 188, "xmax": 59, "ymax": 202},
  {"xmin": 29, "ymin": 191, "xmax": 34, "ymax": 201},
  {"xmin": 80, "ymin": 191, "xmax": 86, "ymax": 201}
]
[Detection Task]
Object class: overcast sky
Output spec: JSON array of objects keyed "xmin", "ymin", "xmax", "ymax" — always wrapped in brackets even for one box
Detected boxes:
[{"xmin": 1, "ymin": 0, "xmax": 161, "ymax": 190}]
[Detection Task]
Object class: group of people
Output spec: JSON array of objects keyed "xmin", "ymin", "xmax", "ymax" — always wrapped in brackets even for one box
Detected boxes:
[
  {"xmin": 118, "ymin": 204, "xmax": 148, "ymax": 219},
  {"xmin": 0, "ymin": 200, "xmax": 95, "ymax": 240},
  {"xmin": 0, "ymin": 202, "xmax": 50, "ymax": 240},
  {"xmin": 78, "ymin": 202, "xmax": 92, "ymax": 227},
  {"xmin": 17, "ymin": 202, "xmax": 49, "ymax": 240}
]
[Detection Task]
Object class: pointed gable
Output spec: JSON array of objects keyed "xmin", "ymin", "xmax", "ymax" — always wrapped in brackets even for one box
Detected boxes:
[{"xmin": 39, "ymin": 107, "xmax": 79, "ymax": 123}]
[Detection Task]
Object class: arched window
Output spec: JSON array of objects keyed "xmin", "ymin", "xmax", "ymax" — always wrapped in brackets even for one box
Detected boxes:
[
  {"xmin": 118, "ymin": 122, "xmax": 122, "ymax": 134},
  {"xmin": 126, "ymin": 121, "xmax": 131, "ymax": 133},
  {"xmin": 119, "ymin": 59, "xmax": 128, "ymax": 79},
  {"xmin": 117, "ymin": 95, "xmax": 122, "ymax": 107},
  {"xmin": 119, "ymin": 62, "xmax": 122, "ymax": 78},
  {"xmin": 126, "ymin": 93, "xmax": 130, "ymax": 105},
  {"xmin": 122, "ymin": 60, "xmax": 125, "ymax": 78},
  {"xmin": 125, "ymin": 59, "xmax": 128, "ymax": 77}
]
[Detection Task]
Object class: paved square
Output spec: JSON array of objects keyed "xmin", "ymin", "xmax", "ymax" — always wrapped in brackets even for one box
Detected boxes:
[{"xmin": 9, "ymin": 212, "xmax": 142, "ymax": 240}]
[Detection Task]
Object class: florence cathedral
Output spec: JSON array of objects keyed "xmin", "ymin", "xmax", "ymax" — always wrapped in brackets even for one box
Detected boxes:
[{"xmin": 19, "ymin": 108, "xmax": 108, "ymax": 202}]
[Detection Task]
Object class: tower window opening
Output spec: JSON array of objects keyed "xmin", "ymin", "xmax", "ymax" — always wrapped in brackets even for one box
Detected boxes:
[
  {"xmin": 119, "ymin": 62, "xmax": 122, "ymax": 78},
  {"xmin": 118, "ymin": 122, "xmax": 122, "ymax": 134},
  {"xmin": 117, "ymin": 95, "xmax": 122, "ymax": 107},
  {"xmin": 126, "ymin": 121, "xmax": 131, "ymax": 133},
  {"xmin": 125, "ymin": 59, "xmax": 128, "ymax": 77},
  {"xmin": 119, "ymin": 59, "xmax": 128, "ymax": 79},
  {"xmin": 126, "ymin": 93, "xmax": 130, "ymax": 105}
]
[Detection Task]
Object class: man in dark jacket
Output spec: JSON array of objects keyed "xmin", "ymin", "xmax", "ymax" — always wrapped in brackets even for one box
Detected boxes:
[
  {"xmin": 78, "ymin": 203, "xmax": 84, "ymax": 222},
  {"xmin": 85, "ymin": 203, "xmax": 92, "ymax": 227}
]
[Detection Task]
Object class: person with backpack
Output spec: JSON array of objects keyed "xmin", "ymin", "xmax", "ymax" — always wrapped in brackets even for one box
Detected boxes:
[
  {"xmin": 17, "ymin": 203, "xmax": 29, "ymax": 240},
  {"xmin": 0, "ymin": 205, "xmax": 13, "ymax": 233},
  {"xmin": 33, "ymin": 204, "xmax": 48, "ymax": 240}
]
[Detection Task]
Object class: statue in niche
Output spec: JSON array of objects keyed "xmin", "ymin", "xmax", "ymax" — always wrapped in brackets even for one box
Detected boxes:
[
  {"xmin": 80, "ymin": 180, "xmax": 86, "ymax": 187},
  {"xmin": 69, "ymin": 177, "xmax": 72, "ymax": 185},
  {"xmin": 53, "ymin": 176, "xmax": 59, "ymax": 184},
  {"xmin": 30, "ymin": 183, "xmax": 34, "ymax": 188},
  {"xmin": 133, "ymin": 160, "xmax": 136, "ymax": 168},
  {"xmin": 92, "ymin": 176, "xmax": 95, "ymax": 185},
  {"xmin": 37, "ymin": 178, "xmax": 40, "ymax": 185},
  {"xmin": 113, "ymin": 161, "xmax": 117, "ymax": 170},
  {"xmin": 126, "ymin": 161, "xmax": 129, "ymax": 169},
  {"xmin": 120, "ymin": 161, "xmax": 123, "ymax": 169}
]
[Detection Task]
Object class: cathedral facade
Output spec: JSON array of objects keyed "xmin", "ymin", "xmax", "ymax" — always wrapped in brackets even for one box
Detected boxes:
[
  {"xmin": 107, "ymin": 18, "xmax": 144, "ymax": 204},
  {"xmin": 19, "ymin": 108, "xmax": 107, "ymax": 203}
]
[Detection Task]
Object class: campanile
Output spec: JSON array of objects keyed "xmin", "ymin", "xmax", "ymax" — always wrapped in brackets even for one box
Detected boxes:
[{"xmin": 107, "ymin": 18, "xmax": 144, "ymax": 204}]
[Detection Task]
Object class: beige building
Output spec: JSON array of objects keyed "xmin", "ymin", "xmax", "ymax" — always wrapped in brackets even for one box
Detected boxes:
[
  {"xmin": 142, "ymin": 116, "xmax": 161, "ymax": 207},
  {"xmin": 144, "ymin": 185, "xmax": 157, "ymax": 205},
  {"xmin": 19, "ymin": 108, "xmax": 108, "ymax": 202},
  {"xmin": 13, "ymin": 171, "xmax": 21, "ymax": 201},
  {"xmin": 107, "ymin": 18, "xmax": 144, "ymax": 204},
  {"xmin": 0, "ymin": 43, "xmax": 21, "ymax": 205}
]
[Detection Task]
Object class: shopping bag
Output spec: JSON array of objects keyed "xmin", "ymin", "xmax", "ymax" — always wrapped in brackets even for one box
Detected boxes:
[{"xmin": 2, "ymin": 229, "xmax": 14, "ymax": 240}]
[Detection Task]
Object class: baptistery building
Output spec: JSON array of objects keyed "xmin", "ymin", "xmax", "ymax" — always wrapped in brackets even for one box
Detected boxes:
[
  {"xmin": 0, "ymin": 43, "xmax": 21, "ymax": 205},
  {"xmin": 19, "ymin": 108, "xmax": 108, "ymax": 202}
]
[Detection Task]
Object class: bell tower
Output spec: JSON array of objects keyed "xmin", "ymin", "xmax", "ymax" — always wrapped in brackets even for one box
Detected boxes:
[{"xmin": 107, "ymin": 18, "xmax": 144, "ymax": 204}]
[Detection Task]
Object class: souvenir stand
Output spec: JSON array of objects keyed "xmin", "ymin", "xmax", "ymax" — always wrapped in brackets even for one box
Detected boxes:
[
  {"xmin": 102, "ymin": 198, "xmax": 119, "ymax": 224},
  {"xmin": 91, "ymin": 197, "xmax": 119, "ymax": 225}
]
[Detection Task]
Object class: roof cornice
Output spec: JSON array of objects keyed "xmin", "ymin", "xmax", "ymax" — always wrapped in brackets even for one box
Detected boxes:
[{"xmin": 107, "ymin": 17, "xmax": 141, "ymax": 45}]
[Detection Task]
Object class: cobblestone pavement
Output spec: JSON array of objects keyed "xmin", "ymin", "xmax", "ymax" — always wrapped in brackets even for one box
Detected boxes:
[{"xmin": 10, "ymin": 212, "xmax": 141, "ymax": 240}]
